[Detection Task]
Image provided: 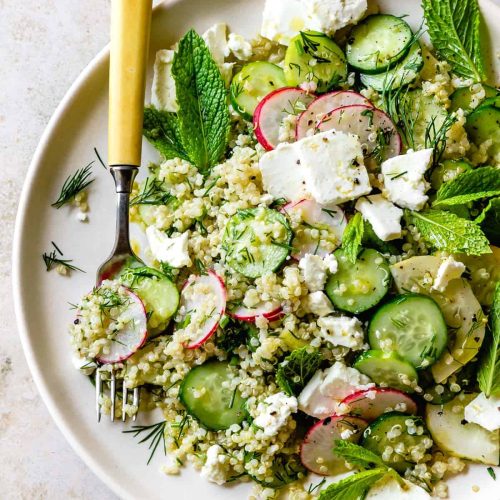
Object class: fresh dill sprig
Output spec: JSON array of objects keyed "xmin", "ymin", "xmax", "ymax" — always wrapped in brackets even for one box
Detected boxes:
[
  {"xmin": 424, "ymin": 113, "xmax": 457, "ymax": 166},
  {"xmin": 42, "ymin": 241, "xmax": 85, "ymax": 273},
  {"xmin": 52, "ymin": 162, "xmax": 95, "ymax": 209},
  {"xmin": 94, "ymin": 147, "xmax": 107, "ymax": 169},
  {"xmin": 130, "ymin": 177, "xmax": 174, "ymax": 206},
  {"xmin": 123, "ymin": 420, "xmax": 167, "ymax": 465}
]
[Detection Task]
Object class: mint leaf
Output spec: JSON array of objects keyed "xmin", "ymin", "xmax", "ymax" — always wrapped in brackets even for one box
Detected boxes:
[
  {"xmin": 422, "ymin": 0, "xmax": 486, "ymax": 82},
  {"xmin": 342, "ymin": 212, "xmax": 364, "ymax": 264},
  {"xmin": 276, "ymin": 347, "xmax": 322, "ymax": 396},
  {"xmin": 477, "ymin": 197, "xmax": 500, "ymax": 246},
  {"xmin": 478, "ymin": 282, "xmax": 500, "ymax": 397},
  {"xmin": 333, "ymin": 440, "xmax": 388, "ymax": 470},
  {"xmin": 172, "ymin": 29, "xmax": 230, "ymax": 172},
  {"xmin": 318, "ymin": 468, "xmax": 387, "ymax": 500},
  {"xmin": 434, "ymin": 167, "xmax": 500, "ymax": 207},
  {"xmin": 409, "ymin": 209, "xmax": 491, "ymax": 255},
  {"xmin": 143, "ymin": 106, "xmax": 188, "ymax": 161}
]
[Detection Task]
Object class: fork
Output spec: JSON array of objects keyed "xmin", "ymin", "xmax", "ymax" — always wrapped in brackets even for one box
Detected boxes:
[{"xmin": 95, "ymin": 0, "xmax": 152, "ymax": 422}]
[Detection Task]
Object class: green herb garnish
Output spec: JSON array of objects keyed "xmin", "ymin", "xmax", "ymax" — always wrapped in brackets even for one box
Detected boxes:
[
  {"xmin": 341, "ymin": 212, "xmax": 364, "ymax": 264},
  {"xmin": 318, "ymin": 468, "xmax": 388, "ymax": 500},
  {"xmin": 276, "ymin": 346, "xmax": 322, "ymax": 396},
  {"xmin": 52, "ymin": 163, "xmax": 94, "ymax": 209},
  {"xmin": 130, "ymin": 177, "xmax": 175, "ymax": 206},
  {"xmin": 42, "ymin": 242, "xmax": 85, "ymax": 273},
  {"xmin": 123, "ymin": 420, "xmax": 167, "ymax": 465}
]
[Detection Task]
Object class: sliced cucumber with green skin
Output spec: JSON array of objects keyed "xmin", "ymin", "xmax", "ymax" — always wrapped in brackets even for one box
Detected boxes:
[
  {"xmin": 465, "ymin": 104, "xmax": 500, "ymax": 163},
  {"xmin": 362, "ymin": 412, "xmax": 431, "ymax": 472},
  {"xmin": 449, "ymin": 84, "xmax": 498, "ymax": 113},
  {"xmin": 409, "ymin": 90, "xmax": 448, "ymax": 149},
  {"xmin": 120, "ymin": 266, "xmax": 179, "ymax": 335},
  {"xmin": 368, "ymin": 294, "xmax": 448, "ymax": 370},
  {"xmin": 179, "ymin": 361, "xmax": 247, "ymax": 430},
  {"xmin": 230, "ymin": 62, "xmax": 287, "ymax": 120},
  {"xmin": 430, "ymin": 159, "xmax": 473, "ymax": 190},
  {"xmin": 325, "ymin": 248, "xmax": 391, "ymax": 314},
  {"xmin": 346, "ymin": 15, "xmax": 413, "ymax": 74},
  {"xmin": 222, "ymin": 207, "xmax": 292, "ymax": 279},
  {"xmin": 426, "ymin": 393, "xmax": 499, "ymax": 465},
  {"xmin": 284, "ymin": 31, "xmax": 347, "ymax": 93},
  {"xmin": 360, "ymin": 42, "xmax": 423, "ymax": 91},
  {"xmin": 354, "ymin": 350, "xmax": 418, "ymax": 393}
]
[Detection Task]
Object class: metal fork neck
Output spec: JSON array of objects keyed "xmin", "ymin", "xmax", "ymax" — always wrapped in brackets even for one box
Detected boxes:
[{"xmin": 110, "ymin": 164, "xmax": 139, "ymax": 193}]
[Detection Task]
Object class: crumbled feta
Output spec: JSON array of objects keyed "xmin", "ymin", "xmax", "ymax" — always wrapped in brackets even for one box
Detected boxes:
[
  {"xmin": 355, "ymin": 194, "xmax": 403, "ymax": 241},
  {"xmin": 317, "ymin": 315, "xmax": 364, "ymax": 349},
  {"xmin": 304, "ymin": 291, "xmax": 334, "ymax": 316},
  {"xmin": 151, "ymin": 49, "xmax": 178, "ymax": 112},
  {"xmin": 298, "ymin": 362, "xmax": 373, "ymax": 418},
  {"xmin": 464, "ymin": 392, "xmax": 500, "ymax": 432},
  {"xmin": 227, "ymin": 33, "xmax": 253, "ymax": 60},
  {"xmin": 299, "ymin": 254, "xmax": 328, "ymax": 292},
  {"xmin": 76, "ymin": 211, "xmax": 89, "ymax": 222},
  {"xmin": 366, "ymin": 475, "xmax": 431, "ymax": 499},
  {"xmin": 305, "ymin": 0, "xmax": 367, "ymax": 35},
  {"xmin": 146, "ymin": 227, "xmax": 192, "ymax": 268},
  {"xmin": 253, "ymin": 392, "xmax": 298, "ymax": 436},
  {"xmin": 71, "ymin": 353, "xmax": 96, "ymax": 375},
  {"xmin": 431, "ymin": 256, "xmax": 466, "ymax": 292},
  {"xmin": 261, "ymin": 0, "xmax": 308, "ymax": 46},
  {"xmin": 323, "ymin": 253, "xmax": 338, "ymax": 274},
  {"xmin": 382, "ymin": 149, "xmax": 433, "ymax": 210},
  {"xmin": 296, "ymin": 130, "xmax": 371, "ymax": 205},
  {"xmin": 202, "ymin": 23, "xmax": 230, "ymax": 65},
  {"xmin": 201, "ymin": 444, "xmax": 227, "ymax": 485},
  {"xmin": 259, "ymin": 142, "xmax": 310, "ymax": 202}
]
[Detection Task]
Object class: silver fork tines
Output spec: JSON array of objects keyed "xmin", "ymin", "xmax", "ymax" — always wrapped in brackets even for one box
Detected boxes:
[{"xmin": 96, "ymin": 366, "xmax": 140, "ymax": 422}]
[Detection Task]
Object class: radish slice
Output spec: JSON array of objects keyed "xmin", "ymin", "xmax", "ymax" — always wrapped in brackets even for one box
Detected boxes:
[
  {"xmin": 338, "ymin": 388, "xmax": 418, "ymax": 422},
  {"xmin": 283, "ymin": 199, "xmax": 347, "ymax": 259},
  {"xmin": 96, "ymin": 287, "xmax": 148, "ymax": 364},
  {"xmin": 317, "ymin": 104, "xmax": 401, "ymax": 163},
  {"xmin": 300, "ymin": 415, "xmax": 368, "ymax": 475},
  {"xmin": 177, "ymin": 270, "xmax": 227, "ymax": 349},
  {"xmin": 296, "ymin": 91, "xmax": 373, "ymax": 140},
  {"xmin": 254, "ymin": 87, "xmax": 315, "ymax": 150},
  {"xmin": 230, "ymin": 301, "xmax": 283, "ymax": 322}
]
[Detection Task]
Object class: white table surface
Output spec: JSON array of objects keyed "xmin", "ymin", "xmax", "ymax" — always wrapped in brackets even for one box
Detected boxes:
[{"xmin": 2, "ymin": 0, "xmax": 500, "ymax": 499}]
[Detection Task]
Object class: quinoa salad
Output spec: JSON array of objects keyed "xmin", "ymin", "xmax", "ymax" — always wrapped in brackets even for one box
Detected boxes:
[{"xmin": 60, "ymin": 0, "xmax": 500, "ymax": 498}]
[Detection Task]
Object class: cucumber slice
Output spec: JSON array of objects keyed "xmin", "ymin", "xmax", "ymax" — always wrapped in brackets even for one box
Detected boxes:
[
  {"xmin": 360, "ymin": 42, "xmax": 423, "ymax": 91},
  {"xmin": 179, "ymin": 361, "xmax": 247, "ymax": 430},
  {"xmin": 409, "ymin": 90, "xmax": 448, "ymax": 149},
  {"xmin": 430, "ymin": 159, "xmax": 473, "ymax": 190},
  {"xmin": 325, "ymin": 248, "xmax": 391, "ymax": 314},
  {"xmin": 368, "ymin": 294, "xmax": 448, "ymax": 369},
  {"xmin": 466, "ymin": 104, "xmax": 500, "ymax": 163},
  {"xmin": 449, "ymin": 84, "xmax": 498, "ymax": 113},
  {"xmin": 222, "ymin": 207, "xmax": 292, "ymax": 279},
  {"xmin": 426, "ymin": 393, "xmax": 499, "ymax": 465},
  {"xmin": 346, "ymin": 15, "xmax": 413, "ymax": 74},
  {"xmin": 354, "ymin": 350, "xmax": 418, "ymax": 393},
  {"xmin": 230, "ymin": 62, "xmax": 287, "ymax": 120},
  {"xmin": 120, "ymin": 266, "xmax": 179, "ymax": 335},
  {"xmin": 284, "ymin": 31, "xmax": 347, "ymax": 93},
  {"xmin": 362, "ymin": 412, "xmax": 432, "ymax": 472}
]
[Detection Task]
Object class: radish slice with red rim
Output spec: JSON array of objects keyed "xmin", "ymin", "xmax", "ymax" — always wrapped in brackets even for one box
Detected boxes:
[
  {"xmin": 283, "ymin": 199, "xmax": 347, "ymax": 259},
  {"xmin": 296, "ymin": 90, "xmax": 373, "ymax": 140},
  {"xmin": 317, "ymin": 104, "xmax": 401, "ymax": 165},
  {"xmin": 253, "ymin": 87, "xmax": 316, "ymax": 151},
  {"xmin": 96, "ymin": 286, "xmax": 148, "ymax": 364},
  {"xmin": 300, "ymin": 415, "xmax": 368, "ymax": 475},
  {"xmin": 230, "ymin": 301, "xmax": 283, "ymax": 323},
  {"xmin": 177, "ymin": 270, "xmax": 226, "ymax": 349},
  {"xmin": 338, "ymin": 388, "xmax": 417, "ymax": 421}
]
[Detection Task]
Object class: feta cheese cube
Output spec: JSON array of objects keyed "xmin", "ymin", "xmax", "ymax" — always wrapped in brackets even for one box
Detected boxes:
[
  {"xmin": 464, "ymin": 392, "xmax": 500, "ymax": 432},
  {"xmin": 227, "ymin": 33, "xmax": 253, "ymax": 61},
  {"xmin": 355, "ymin": 194, "xmax": 403, "ymax": 241},
  {"xmin": 201, "ymin": 445, "xmax": 227, "ymax": 485},
  {"xmin": 202, "ymin": 23, "xmax": 230, "ymax": 65},
  {"xmin": 297, "ymin": 130, "xmax": 371, "ymax": 205},
  {"xmin": 253, "ymin": 392, "xmax": 298, "ymax": 436},
  {"xmin": 317, "ymin": 315, "xmax": 364, "ymax": 349},
  {"xmin": 320, "ymin": 362, "xmax": 373, "ymax": 400},
  {"xmin": 382, "ymin": 148, "xmax": 433, "ymax": 210},
  {"xmin": 151, "ymin": 49, "xmax": 178, "ymax": 112},
  {"xmin": 146, "ymin": 227, "xmax": 192, "ymax": 268},
  {"xmin": 299, "ymin": 254, "xmax": 328, "ymax": 292},
  {"xmin": 365, "ymin": 475, "xmax": 431, "ymax": 499},
  {"xmin": 305, "ymin": 0, "xmax": 368, "ymax": 35},
  {"xmin": 304, "ymin": 291, "xmax": 334, "ymax": 316},
  {"xmin": 261, "ymin": 0, "xmax": 308, "ymax": 46},
  {"xmin": 259, "ymin": 142, "xmax": 310, "ymax": 202},
  {"xmin": 431, "ymin": 255, "xmax": 466, "ymax": 292},
  {"xmin": 298, "ymin": 370, "xmax": 338, "ymax": 418}
]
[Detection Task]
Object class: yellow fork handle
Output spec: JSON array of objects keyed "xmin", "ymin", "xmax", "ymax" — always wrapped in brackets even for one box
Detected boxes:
[{"xmin": 108, "ymin": 0, "xmax": 152, "ymax": 167}]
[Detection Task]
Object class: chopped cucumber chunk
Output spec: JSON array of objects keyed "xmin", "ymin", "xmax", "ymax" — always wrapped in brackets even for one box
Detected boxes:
[
  {"xmin": 222, "ymin": 207, "xmax": 292, "ymax": 279},
  {"xmin": 284, "ymin": 31, "xmax": 347, "ymax": 93},
  {"xmin": 466, "ymin": 104, "xmax": 500, "ymax": 163},
  {"xmin": 449, "ymin": 84, "xmax": 497, "ymax": 113},
  {"xmin": 430, "ymin": 159, "xmax": 473, "ymax": 190},
  {"xmin": 179, "ymin": 361, "xmax": 247, "ymax": 430},
  {"xmin": 368, "ymin": 294, "xmax": 448, "ymax": 369},
  {"xmin": 325, "ymin": 248, "xmax": 391, "ymax": 314}
]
